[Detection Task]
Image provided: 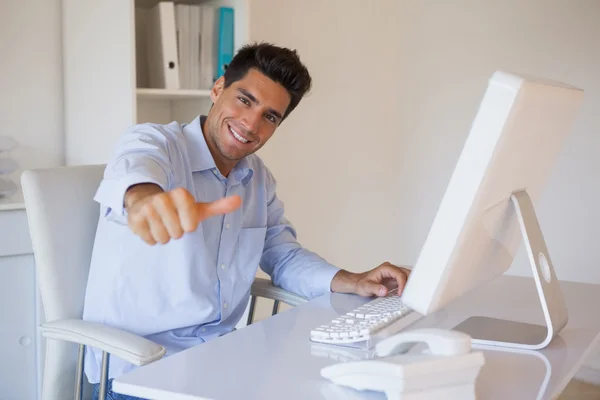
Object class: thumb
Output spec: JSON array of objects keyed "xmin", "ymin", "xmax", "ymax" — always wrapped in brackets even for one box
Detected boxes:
[
  {"xmin": 361, "ymin": 281, "xmax": 388, "ymax": 297},
  {"xmin": 196, "ymin": 195, "xmax": 242, "ymax": 220}
]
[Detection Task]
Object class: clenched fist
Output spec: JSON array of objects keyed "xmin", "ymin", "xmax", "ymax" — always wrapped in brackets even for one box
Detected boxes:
[{"xmin": 125, "ymin": 184, "xmax": 241, "ymax": 245}]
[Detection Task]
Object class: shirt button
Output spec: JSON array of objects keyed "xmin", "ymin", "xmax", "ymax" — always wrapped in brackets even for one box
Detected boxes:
[
  {"xmin": 225, "ymin": 223, "xmax": 230, "ymax": 229},
  {"xmin": 220, "ymin": 263, "xmax": 226, "ymax": 270},
  {"xmin": 201, "ymin": 327, "xmax": 206, "ymax": 332},
  {"xmin": 223, "ymin": 303, "xmax": 228, "ymax": 309}
]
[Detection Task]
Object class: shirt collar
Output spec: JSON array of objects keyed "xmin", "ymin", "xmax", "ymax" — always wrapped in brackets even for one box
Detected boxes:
[
  {"xmin": 233, "ymin": 157, "xmax": 254, "ymax": 186},
  {"xmin": 183, "ymin": 115, "xmax": 254, "ymax": 186},
  {"xmin": 183, "ymin": 116, "xmax": 216, "ymax": 172}
]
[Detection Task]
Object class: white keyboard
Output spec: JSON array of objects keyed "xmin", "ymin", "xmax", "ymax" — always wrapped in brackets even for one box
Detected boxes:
[{"xmin": 310, "ymin": 289, "xmax": 420, "ymax": 345}]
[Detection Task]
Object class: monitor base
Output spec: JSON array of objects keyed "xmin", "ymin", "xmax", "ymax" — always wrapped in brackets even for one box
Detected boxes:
[{"xmin": 454, "ymin": 190, "xmax": 569, "ymax": 350}]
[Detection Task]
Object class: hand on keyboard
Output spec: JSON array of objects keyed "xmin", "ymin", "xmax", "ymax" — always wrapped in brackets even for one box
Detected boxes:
[{"xmin": 330, "ymin": 262, "xmax": 411, "ymax": 297}]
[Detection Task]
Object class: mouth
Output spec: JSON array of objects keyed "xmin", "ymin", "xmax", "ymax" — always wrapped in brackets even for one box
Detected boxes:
[{"xmin": 228, "ymin": 124, "xmax": 251, "ymax": 144}]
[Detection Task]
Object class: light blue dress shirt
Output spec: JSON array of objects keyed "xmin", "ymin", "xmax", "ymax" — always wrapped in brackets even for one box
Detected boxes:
[{"xmin": 82, "ymin": 116, "xmax": 340, "ymax": 383}]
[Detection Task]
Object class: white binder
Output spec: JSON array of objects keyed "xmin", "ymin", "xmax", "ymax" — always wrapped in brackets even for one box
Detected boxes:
[
  {"xmin": 146, "ymin": 1, "xmax": 180, "ymax": 89},
  {"xmin": 175, "ymin": 4, "xmax": 190, "ymax": 89},
  {"xmin": 189, "ymin": 5, "xmax": 201, "ymax": 89},
  {"xmin": 199, "ymin": 5, "xmax": 217, "ymax": 89}
]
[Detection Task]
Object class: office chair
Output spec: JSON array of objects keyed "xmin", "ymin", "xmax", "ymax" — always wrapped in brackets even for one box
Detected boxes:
[{"xmin": 21, "ymin": 164, "xmax": 307, "ymax": 400}]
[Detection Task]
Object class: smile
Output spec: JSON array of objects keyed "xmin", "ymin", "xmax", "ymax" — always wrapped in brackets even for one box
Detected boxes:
[{"xmin": 229, "ymin": 126, "xmax": 250, "ymax": 144}]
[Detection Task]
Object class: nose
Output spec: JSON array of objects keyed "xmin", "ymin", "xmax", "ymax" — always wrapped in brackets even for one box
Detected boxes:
[{"xmin": 241, "ymin": 109, "xmax": 261, "ymax": 134}]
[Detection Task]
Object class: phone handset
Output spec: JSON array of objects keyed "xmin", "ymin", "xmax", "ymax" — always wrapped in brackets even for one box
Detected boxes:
[{"xmin": 375, "ymin": 328, "xmax": 472, "ymax": 357}]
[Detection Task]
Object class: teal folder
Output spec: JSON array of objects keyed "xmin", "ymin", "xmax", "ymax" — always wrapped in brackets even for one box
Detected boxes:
[{"xmin": 215, "ymin": 7, "xmax": 234, "ymax": 81}]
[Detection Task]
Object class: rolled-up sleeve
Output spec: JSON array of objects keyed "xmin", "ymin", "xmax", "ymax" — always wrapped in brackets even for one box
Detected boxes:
[
  {"xmin": 259, "ymin": 169, "xmax": 340, "ymax": 299},
  {"xmin": 94, "ymin": 124, "xmax": 172, "ymax": 224}
]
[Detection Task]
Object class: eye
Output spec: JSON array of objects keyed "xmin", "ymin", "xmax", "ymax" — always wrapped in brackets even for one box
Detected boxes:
[
  {"xmin": 265, "ymin": 114, "xmax": 277, "ymax": 123},
  {"xmin": 238, "ymin": 96, "xmax": 250, "ymax": 105}
]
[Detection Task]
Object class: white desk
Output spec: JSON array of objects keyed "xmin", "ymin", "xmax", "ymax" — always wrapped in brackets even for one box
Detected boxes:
[{"xmin": 113, "ymin": 276, "xmax": 600, "ymax": 400}]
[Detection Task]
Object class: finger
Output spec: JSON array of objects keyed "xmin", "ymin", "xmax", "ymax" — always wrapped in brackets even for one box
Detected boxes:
[
  {"xmin": 381, "ymin": 277, "xmax": 399, "ymax": 290},
  {"xmin": 137, "ymin": 219, "xmax": 157, "ymax": 245},
  {"xmin": 381, "ymin": 265, "xmax": 409, "ymax": 293},
  {"xmin": 169, "ymin": 188, "xmax": 200, "ymax": 233},
  {"xmin": 196, "ymin": 195, "xmax": 242, "ymax": 221},
  {"xmin": 176, "ymin": 203, "xmax": 199, "ymax": 233},
  {"xmin": 360, "ymin": 281, "xmax": 388, "ymax": 297},
  {"xmin": 144, "ymin": 205, "xmax": 171, "ymax": 244},
  {"xmin": 128, "ymin": 211, "xmax": 157, "ymax": 245},
  {"xmin": 395, "ymin": 271, "xmax": 409, "ymax": 292},
  {"xmin": 369, "ymin": 265, "xmax": 409, "ymax": 293},
  {"xmin": 152, "ymin": 194, "xmax": 184, "ymax": 238}
]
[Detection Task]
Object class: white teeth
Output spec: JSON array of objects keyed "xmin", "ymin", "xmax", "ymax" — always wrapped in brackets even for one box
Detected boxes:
[{"xmin": 229, "ymin": 127, "xmax": 249, "ymax": 143}]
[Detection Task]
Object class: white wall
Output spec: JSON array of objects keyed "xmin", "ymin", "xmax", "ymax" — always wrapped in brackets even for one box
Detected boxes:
[
  {"xmin": 251, "ymin": 0, "xmax": 600, "ymax": 283},
  {"xmin": 7, "ymin": 0, "xmax": 598, "ymax": 284},
  {"xmin": 0, "ymin": 0, "xmax": 64, "ymax": 182}
]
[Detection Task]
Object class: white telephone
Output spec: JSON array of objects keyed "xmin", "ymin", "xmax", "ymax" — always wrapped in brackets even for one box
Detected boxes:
[{"xmin": 320, "ymin": 328, "xmax": 485, "ymax": 400}]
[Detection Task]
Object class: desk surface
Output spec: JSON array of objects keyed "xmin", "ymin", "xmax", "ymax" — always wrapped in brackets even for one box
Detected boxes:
[
  {"xmin": 0, "ymin": 190, "xmax": 24, "ymax": 211},
  {"xmin": 113, "ymin": 276, "xmax": 600, "ymax": 400}
]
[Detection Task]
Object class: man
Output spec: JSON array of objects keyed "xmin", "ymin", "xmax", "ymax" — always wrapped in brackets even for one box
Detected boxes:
[{"xmin": 84, "ymin": 42, "xmax": 410, "ymax": 399}]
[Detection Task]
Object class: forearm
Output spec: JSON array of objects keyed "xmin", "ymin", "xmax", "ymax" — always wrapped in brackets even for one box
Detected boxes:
[
  {"xmin": 93, "ymin": 124, "xmax": 172, "ymax": 223},
  {"xmin": 262, "ymin": 245, "xmax": 340, "ymax": 299}
]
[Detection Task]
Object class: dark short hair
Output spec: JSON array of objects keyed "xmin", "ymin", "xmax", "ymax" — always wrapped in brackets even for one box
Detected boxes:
[{"xmin": 223, "ymin": 42, "xmax": 312, "ymax": 121}]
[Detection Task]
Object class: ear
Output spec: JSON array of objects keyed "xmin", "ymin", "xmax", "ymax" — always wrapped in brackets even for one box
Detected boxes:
[{"xmin": 211, "ymin": 76, "xmax": 226, "ymax": 103}]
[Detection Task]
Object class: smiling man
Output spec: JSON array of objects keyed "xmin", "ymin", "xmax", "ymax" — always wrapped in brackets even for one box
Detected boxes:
[{"xmin": 83, "ymin": 42, "xmax": 410, "ymax": 400}]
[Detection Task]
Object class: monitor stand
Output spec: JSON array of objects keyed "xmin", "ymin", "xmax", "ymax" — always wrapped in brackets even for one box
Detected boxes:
[{"xmin": 453, "ymin": 190, "xmax": 569, "ymax": 350}]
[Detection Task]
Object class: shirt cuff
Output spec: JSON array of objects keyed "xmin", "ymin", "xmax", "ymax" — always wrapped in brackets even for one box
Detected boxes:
[
  {"xmin": 94, "ymin": 172, "xmax": 167, "ymax": 219},
  {"xmin": 310, "ymin": 263, "xmax": 341, "ymax": 297}
]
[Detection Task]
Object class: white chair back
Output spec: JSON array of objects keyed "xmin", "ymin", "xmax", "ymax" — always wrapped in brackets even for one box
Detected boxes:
[{"xmin": 22, "ymin": 165, "xmax": 106, "ymax": 400}]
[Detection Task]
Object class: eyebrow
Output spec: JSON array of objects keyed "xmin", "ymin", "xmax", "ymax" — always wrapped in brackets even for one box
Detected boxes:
[{"xmin": 237, "ymin": 88, "xmax": 284, "ymax": 121}]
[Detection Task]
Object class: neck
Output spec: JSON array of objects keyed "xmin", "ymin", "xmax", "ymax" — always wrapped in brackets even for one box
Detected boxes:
[
  {"xmin": 201, "ymin": 116, "xmax": 235, "ymax": 177},
  {"xmin": 214, "ymin": 158, "xmax": 234, "ymax": 178}
]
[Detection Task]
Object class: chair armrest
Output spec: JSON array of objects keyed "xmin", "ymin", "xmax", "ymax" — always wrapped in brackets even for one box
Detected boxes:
[
  {"xmin": 40, "ymin": 319, "xmax": 166, "ymax": 366},
  {"xmin": 251, "ymin": 277, "xmax": 307, "ymax": 307}
]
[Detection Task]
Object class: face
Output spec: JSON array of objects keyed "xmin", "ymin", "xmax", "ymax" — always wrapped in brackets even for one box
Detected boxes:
[{"xmin": 203, "ymin": 68, "xmax": 291, "ymax": 174}]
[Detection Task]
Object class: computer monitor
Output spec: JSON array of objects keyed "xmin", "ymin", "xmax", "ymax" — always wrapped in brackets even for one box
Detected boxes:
[{"xmin": 400, "ymin": 71, "xmax": 584, "ymax": 350}]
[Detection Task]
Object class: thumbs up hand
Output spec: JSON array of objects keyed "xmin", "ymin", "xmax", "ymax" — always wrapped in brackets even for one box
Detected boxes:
[{"xmin": 125, "ymin": 185, "xmax": 241, "ymax": 245}]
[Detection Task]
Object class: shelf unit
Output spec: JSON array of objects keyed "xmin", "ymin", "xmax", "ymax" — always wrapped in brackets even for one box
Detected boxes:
[
  {"xmin": 62, "ymin": 0, "xmax": 249, "ymax": 165},
  {"xmin": 136, "ymin": 88, "xmax": 212, "ymax": 100}
]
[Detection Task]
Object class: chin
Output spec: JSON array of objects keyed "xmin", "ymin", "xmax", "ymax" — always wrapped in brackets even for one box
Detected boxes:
[
  {"xmin": 218, "ymin": 142, "xmax": 250, "ymax": 162},
  {"xmin": 221, "ymin": 135, "xmax": 256, "ymax": 159}
]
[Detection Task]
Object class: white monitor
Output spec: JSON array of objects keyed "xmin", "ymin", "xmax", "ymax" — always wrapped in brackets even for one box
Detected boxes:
[{"xmin": 401, "ymin": 71, "xmax": 584, "ymax": 350}]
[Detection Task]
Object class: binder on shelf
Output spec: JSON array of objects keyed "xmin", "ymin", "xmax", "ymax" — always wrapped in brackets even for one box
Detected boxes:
[
  {"xmin": 175, "ymin": 4, "xmax": 190, "ymax": 89},
  {"xmin": 199, "ymin": 5, "xmax": 217, "ymax": 89},
  {"xmin": 139, "ymin": 2, "xmax": 235, "ymax": 93},
  {"xmin": 215, "ymin": 7, "xmax": 235, "ymax": 82},
  {"xmin": 146, "ymin": 1, "xmax": 180, "ymax": 89},
  {"xmin": 189, "ymin": 5, "xmax": 201, "ymax": 89}
]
